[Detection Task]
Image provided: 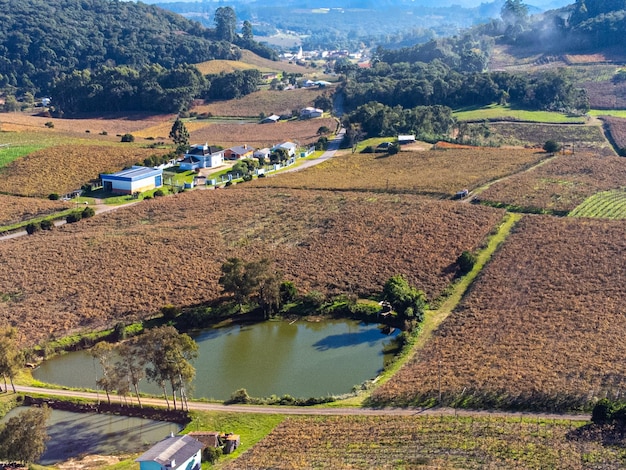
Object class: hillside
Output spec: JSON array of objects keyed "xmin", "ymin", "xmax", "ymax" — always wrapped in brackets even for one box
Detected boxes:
[{"xmin": 0, "ymin": 0, "xmax": 240, "ymax": 94}]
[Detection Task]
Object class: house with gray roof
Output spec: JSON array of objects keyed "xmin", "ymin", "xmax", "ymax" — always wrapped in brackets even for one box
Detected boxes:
[{"xmin": 136, "ymin": 434, "xmax": 203, "ymax": 470}]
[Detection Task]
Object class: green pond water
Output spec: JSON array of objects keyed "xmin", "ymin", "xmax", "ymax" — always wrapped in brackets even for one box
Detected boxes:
[
  {"xmin": 34, "ymin": 319, "xmax": 399, "ymax": 400},
  {"xmin": 1, "ymin": 406, "xmax": 180, "ymax": 465}
]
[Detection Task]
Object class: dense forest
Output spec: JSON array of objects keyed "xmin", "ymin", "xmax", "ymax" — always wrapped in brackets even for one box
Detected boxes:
[{"xmin": 0, "ymin": 0, "xmax": 271, "ymax": 95}]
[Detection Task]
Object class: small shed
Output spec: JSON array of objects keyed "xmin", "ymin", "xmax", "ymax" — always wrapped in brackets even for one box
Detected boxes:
[
  {"xmin": 101, "ymin": 166, "xmax": 163, "ymax": 195},
  {"xmin": 398, "ymin": 134, "xmax": 416, "ymax": 144},
  {"xmin": 136, "ymin": 434, "xmax": 203, "ymax": 470}
]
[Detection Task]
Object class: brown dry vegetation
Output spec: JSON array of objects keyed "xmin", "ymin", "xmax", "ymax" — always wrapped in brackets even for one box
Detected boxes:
[
  {"xmin": 190, "ymin": 88, "xmax": 329, "ymax": 117},
  {"xmin": 0, "ymin": 195, "xmax": 71, "ymax": 226},
  {"xmin": 187, "ymin": 117, "xmax": 337, "ymax": 148},
  {"xmin": 238, "ymin": 50, "xmax": 311, "ymax": 74},
  {"xmin": 478, "ymin": 153, "xmax": 626, "ymax": 213},
  {"xmin": 252, "ymin": 148, "xmax": 549, "ymax": 197},
  {"xmin": 0, "ymin": 188, "xmax": 503, "ymax": 346},
  {"xmin": 601, "ymin": 116, "xmax": 626, "ymax": 149},
  {"xmin": 222, "ymin": 415, "xmax": 623, "ymax": 470},
  {"xmin": 582, "ymin": 80, "xmax": 626, "ymax": 109},
  {"xmin": 486, "ymin": 122, "xmax": 613, "ymax": 154},
  {"xmin": 194, "ymin": 59, "xmax": 256, "ymax": 75},
  {"xmin": 0, "ymin": 144, "xmax": 169, "ymax": 197},
  {"xmin": 0, "ymin": 112, "xmax": 174, "ymax": 138},
  {"xmin": 371, "ymin": 215, "xmax": 626, "ymax": 411}
]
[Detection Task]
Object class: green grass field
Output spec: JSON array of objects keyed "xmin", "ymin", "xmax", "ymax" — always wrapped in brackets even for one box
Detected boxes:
[
  {"xmin": 0, "ymin": 144, "xmax": 44, "ymax": 168},
  {"xmin": 569, "ymin": 189, "xmax": 626, "ymax": 219},
  {"xmin": 588, "ymin": 109, "xmax": 626, "ymax": 118},
  {"xmin": 454, "ymin": 104, "xmax": 587, "ymax": 124}
]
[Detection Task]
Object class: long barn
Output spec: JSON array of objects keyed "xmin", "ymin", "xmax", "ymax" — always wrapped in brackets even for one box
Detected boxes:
[{"xmin": 101, "ymin": 166, "xmax": 163, "ymax": 195}]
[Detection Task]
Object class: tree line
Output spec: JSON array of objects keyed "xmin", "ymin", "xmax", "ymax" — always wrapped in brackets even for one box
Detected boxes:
[{"xmin": 49, "ymin": 65, "xmax": 261, "ymax": 115}]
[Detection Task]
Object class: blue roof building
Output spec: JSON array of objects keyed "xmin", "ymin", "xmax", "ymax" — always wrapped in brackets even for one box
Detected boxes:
[
  {"xmin": 136, "ymin": 434, "xmax": 203, "ymax": 470},
  {"xmin": 101, "ymin": 166, "xmax": 163, "ymax": 195}
]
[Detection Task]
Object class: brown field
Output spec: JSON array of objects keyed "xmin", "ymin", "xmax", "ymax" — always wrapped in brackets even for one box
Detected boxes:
[
  {"xmin": 222, "ymin": 415, "xmax": 623, "ymax": 469},
  {"xmin": 564, "ymin": 54, "xmax": 614, "ymax": 65},
  {"xmin": 371, "ymin": 215, "xmax": 626, "ymax": 411},
  {"xmin": 601, "ymin": 115, "xmax": 626, "ymax": 149},
  {"xmin": 486, "ymin": 122, "xmax": 613, "ymax": 154},
  {"xmin": 478, "ymin": 153, "xmax": 626, "ymax": 213},
  {"xmin": 0, "ymin": 144, "xmax": 168, "ymax": 197},
  {"xmin": 0, "ymin": 111, "xmax": 174, "ymax": 138},
  {"xmin": 0, "ymin": 195, "xmax": 71, "ymax": 226},
  {"xmin": 190, "ymin": 88, "xmax": 329, "ymax": 118},
  {"xmin": 194, "ymin": 59, "xmax": 256, "ymax": 75},
  {"xmin": 188, "ymin": 117, "xmax": 337, "ymax": 148},
  {"xmin": 0, "ymin": 188, "xmax": 503, "ymax": 345},
  {"xmin": 252, "ymin": 148, "xmax": 549, "ymax": 197},
  {"xmin": 582, "ymin": 81, "xmax": 626, "ymax": 109}
]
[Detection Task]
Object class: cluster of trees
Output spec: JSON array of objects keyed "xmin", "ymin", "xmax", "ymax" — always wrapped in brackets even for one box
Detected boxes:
[
  {"xmin": 341, "ymin": 61, "xmax": 589, "ymax": 117},
  {"xmin": 219, "ymin": 258, "xmax": 296, "ymax": 319},
  {"xmin": 0, "ymin": 406, "xmax": 50, "ymax": 465},
  {"xmin": 49, "ymin": 65, "xmax": 261, "ymax": 115},
  {"xmin": 0, "ymin": 0, "xmax": 243, "ymax": 95},
  {"xmin": 381, "ymin": 275, "xmax": 427, "ymax": 326},
  {"xmin": 90, "ymin": 325, "xmax": 197, "ymax": 411},
  {"xmin": 343, "ymin": 102, "xmax": 455, "ymax": 140},
  {"xmin": 376, "ymin": 33, "xmax": 494, "ymax": 74}
]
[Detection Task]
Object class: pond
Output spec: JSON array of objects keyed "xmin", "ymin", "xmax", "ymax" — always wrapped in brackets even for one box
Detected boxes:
[
  {"xmin": 34, "ymin": 319, "xmax": 400, "ymax": 400},
  {"xmin": 1, "ymin": 407, "xmax": 181, "ymax": 465}
]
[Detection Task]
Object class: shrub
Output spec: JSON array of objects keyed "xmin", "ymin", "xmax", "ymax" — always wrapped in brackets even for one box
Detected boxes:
[
  {"xmin": 48, "ymin": 193, "xmax": 60, "ymax": 200},
  {"xmin": 224, "ymin": 181, "xmax": 233, "ymax": 187},
  {"xmin": 161, "ymin": 304, "xmax": 181, "ymax": 320},
  {"xmin": 25, "ymin": 222, "xmax": 40, "ymax": 235},
  {"xmin": 457, "ymin": 250, "xmax": 477, "ymax": 275},
  {"xmin": 121, "ymin": 133, "xmax": 135, "ymax": 143},
  {"xmin": 226, "ymin": 388, "xmax": 251, "ymax": 404},
  {"xmin": 82, "ymin": 206, "xmax": 95, "ymax": 218},
  {"xmin": 543, "ymin": 140, "xmax": 561, "ymax": 153},
  {"xmin": 592, "ymin": 398, "xmax": 615, "ymax": 425},
  {"xmin": 66, "ymin": 212, "xmax": 82, "ymax": 223},
  {"xmin": 153, "ymin": 189, "xmax": 165, "ymax": 197},
  {"xmin": 388, "ymin": 143, "xmax": 400, "ymax": 155},
  {"xmin": 39, "ymin": 219, "xmax": 53, "ymax": 231},
  {"xmin": 203, "ymin": 447, "xmax": 222, "ymax": 464},
  {"xmin": 44, "ymin": 121, "xmax": 54, "ymax": 128},
  {"xmin": 242, "ymin": 174, "xmax": 253, "ymax": 182},
  {"xmin": 280, "ymin": 281, "xmax": 298, "ymax": 304},
  {"xmin": 100, "ymin": 131, "xmax": 108, "ymax": 136}
]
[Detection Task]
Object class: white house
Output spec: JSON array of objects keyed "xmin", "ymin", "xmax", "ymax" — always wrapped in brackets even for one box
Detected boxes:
[
  {"xmin": 254, "ymin": 148, "xmax": 271, "ymax": 161},
  {"xmin": 271, "ymin": 142, "xmax": 298, "ymax": 158},
  {"xmin": 180, "ymin": 144, "xmax": 224, "ymax": 170},
  {"xmin": 100, "ymin": 166, "xmax": 163, "ymax": 195},
  {"xmin": 136, "ymin": 434, "xmax": 203, "ymax": 470},
  {"xmin": 300, "ymin": 107, "xmax": 323, "ymax": 119}
]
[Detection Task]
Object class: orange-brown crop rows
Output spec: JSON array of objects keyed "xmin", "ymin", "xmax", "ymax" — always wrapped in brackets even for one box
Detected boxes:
[
  {"xmin": 0, "ymin": 144, "xmax": 169, "ymax": 197},
  {"xmin": 602, "ymin": 116, "xmax": 626, "ymax": 149},
  {"xmin": 0, "ymin": 195, "xmax": 71, "ymax": 226},
  {"xmin": 188, "ymin": 118, "xmax": 337, "ymax": 148},
  {"xmin": 478, "ymin": 153, "xmax": 626, "ymax": 213},
  {"xmin": 191, "ymin": 88, "xmax": 326, "ymax": 118},
  {"xmin": 253, "ymin": 148, "xmax": 548, "ymax": 197},
  {"xmin": 222, "ymin": 415, "xmax": 622, "ymax": 469},
  {"xmin": 371, "ymin": 215, "xmax": 626, "ymax": 411},
  {"xmin": 0, "ymin": 188, "xmax": 503, "ymax": 345}
]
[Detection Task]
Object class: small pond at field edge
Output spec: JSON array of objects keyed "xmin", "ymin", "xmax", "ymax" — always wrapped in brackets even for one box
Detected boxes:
[{"xmin": 34, "ymin": 319, "xmax": 400, "ymax": 400}]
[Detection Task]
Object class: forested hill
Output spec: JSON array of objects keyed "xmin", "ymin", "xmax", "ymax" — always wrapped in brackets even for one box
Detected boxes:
[{"xmin": 0, "ymin": 0, "xmax": 241, "ymax": 94}]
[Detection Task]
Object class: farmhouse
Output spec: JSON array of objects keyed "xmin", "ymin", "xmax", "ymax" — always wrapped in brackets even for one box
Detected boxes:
[
  {"xmin": 100, "ymin": 166, "xmax": 163, "ymax": 195},
  {"xmin": 180, "ymin": 144, "xmax": 224, "ymax": 170},
  {"xmin": 224, "ymin": 144, "xmax": 255, "ymax": 160},
  {"xmin": 271, "ymin": 142, "xmax": 298, "ymax": 157},
  {"xmin": 135, "ymin": 434, "xmax": 203, "ymax": 470},
  {"xmin": 300, "ymin": 107, "xmax": 324, "ymax": 119}
]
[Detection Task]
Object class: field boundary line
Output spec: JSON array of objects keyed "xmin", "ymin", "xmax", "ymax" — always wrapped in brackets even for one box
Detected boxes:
[{"xmin": 361, "ymin": 212, "xmax": 522, "ymax": 400}]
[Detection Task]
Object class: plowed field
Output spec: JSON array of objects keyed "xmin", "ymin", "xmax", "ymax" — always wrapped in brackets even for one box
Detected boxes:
[
  {"xmin": 478, "ymin": 153, "xmax": 626, "ymax": 213},
  {"xmin": 0, "ymin": 188, "xmax": 503, "ymax": 345},
  {"xmin": 602, "ymin": 115, "xmax": 626, "ymax": 149},
  {"xmin": 371, "ymin": 215, "xmax": 626, "ymax": 411},
  {"xmin": 222, "ymin": 415, "xmax": 622, "ymax": 470},
  {"xmin": 253, "ymin": 148, "xmax": 548, "ymax": 197},
  {"xmin": 0, "ymin": 144, "xmax": 169, "ymax": 197}
]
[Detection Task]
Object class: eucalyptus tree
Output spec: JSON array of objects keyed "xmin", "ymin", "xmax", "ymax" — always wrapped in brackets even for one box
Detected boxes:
[
  {"xmin": 0, "ymin": 326, "xmax": 22, "ymax": 393},
  {"xmin": 0, "ymin": 406, "xmax": 51, "ymax": 465}
]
